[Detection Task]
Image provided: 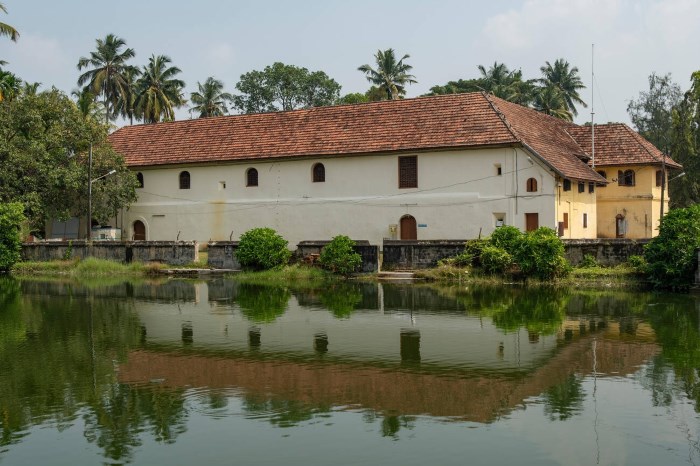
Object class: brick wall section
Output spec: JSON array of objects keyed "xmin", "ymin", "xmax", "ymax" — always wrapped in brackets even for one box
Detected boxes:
[
  {"xmin": 296, "ymin": 241, "xmax": 378, "ymax": 273},
  {"xmin": 21, "ymin": 241, "xmax": 198, "ymax": 266},
  {"xmin": 382, "ymin": 240, "xmax": 468, "ymax": 270},
  {"xmin": 562, "ymin": 239, "xmax": 649, "ymax": 266},
  {"xmin": 207, "ymin": 241, "xmax": 241, "ymax": 270}
]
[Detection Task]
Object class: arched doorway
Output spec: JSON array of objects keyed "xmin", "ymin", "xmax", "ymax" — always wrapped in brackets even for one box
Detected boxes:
[
  {"xmin": 400, "ymin": 215, "xmax": 417, "ymax": 240},
  {"xmin": 133, "ymin": 220, "xmax": 146, "ymax": 241}
]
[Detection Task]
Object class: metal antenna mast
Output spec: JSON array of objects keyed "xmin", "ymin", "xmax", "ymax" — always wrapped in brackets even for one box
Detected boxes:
[{"xmin": 591, "ymin": 43, "xmax": 595, "ymax": 169}]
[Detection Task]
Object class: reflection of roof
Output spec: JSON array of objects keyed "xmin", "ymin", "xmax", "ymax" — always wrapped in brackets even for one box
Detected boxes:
[
  {"xmin": 568, "ymin": 123, "xmax": 682, "ymax": 169},
  {"xmin": 119, "ymin": 334, "xmax": 658, "ymax": 423},
  {"xmin": 110, "ymin": 93, "xmax": 619, "ymax": 182}
]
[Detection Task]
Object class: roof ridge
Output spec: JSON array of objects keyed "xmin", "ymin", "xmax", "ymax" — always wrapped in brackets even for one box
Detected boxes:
[
  {"xmin": 481, "ymin": 92, "xmax": 523, "ymax": 144},
  {"xmin": 563, "ymin": 127, "xmax": 590, "ymax": 159}
]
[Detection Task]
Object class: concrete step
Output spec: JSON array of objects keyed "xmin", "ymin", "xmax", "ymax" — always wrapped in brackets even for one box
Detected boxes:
[{"xmin": 377, "ymin": 271, "xmax": 417, "ymax": 280}]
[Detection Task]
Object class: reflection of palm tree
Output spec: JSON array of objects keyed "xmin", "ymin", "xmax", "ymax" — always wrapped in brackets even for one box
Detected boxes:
[
  {"xmin": 189, "ymin": 77, "xmax": 233, "ymax": 118},
  {"xmin": 77, "ymin": 34, "xmax": 137, "ymax": 124},
  {"xmin": 358, "ymin": 49, "xmax": 417, "ymax": 100},
  {"xmin": 134, "ymin": 55, "xmax": 186, "ymax": 123},
  {"xmin": 542, "ymin": 375, "xmax": 585, "ymax": 421}
]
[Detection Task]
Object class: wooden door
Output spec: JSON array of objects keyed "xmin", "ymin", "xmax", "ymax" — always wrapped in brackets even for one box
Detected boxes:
[
  {"xmin": 400, "ymin": 215, "xmax": 417, "ymax": 240},
  {"xmin": 133, "ymin": 220, "xmax": 146, "ymax": 241},
  {"xmin": 525, "ymin": 213, "xmax": 539, "ymax": 232}
]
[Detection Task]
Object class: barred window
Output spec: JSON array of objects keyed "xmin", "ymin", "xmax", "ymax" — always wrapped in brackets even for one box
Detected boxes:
[
  {"xmin": 246, "ymin": 168, "xmax": 258, "ymax": 187},
  {"xmin": 578, "ymin": 182, "xmax": 585, "ymax": 193},
  {"xmin": 618, "ymin": 170, "xmax": 635, "ymax": 187},
  {"xmin": 589, "ymin": 182, "xmax": 595, "ymax": 193},
  {"xmin": 313, "ymin": 163, "xmax": 325, "ymax": 183},
  {"xmin": 399, "ymin": 156, "xmax": 417, "ymax": 189},
  {"xmin": 179, "ymin": 171, "xmax": 190, "ymax": 190},
  {"xmin": 563, "ymin": 179, "xmax": 571, "ymax": 191},
  {"xmin": 656, "ymin": 170, "xmax": 663, "ymax": 187}
]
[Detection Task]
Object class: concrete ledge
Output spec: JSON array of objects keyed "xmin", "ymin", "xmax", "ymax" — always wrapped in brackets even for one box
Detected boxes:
[
  {"xmin": 382, "ymin": 240, "xmax": 468, "ymax": 270},
  {"xmin": 21, "ymin": 241, "xmax": 198, "ymax": 266}
]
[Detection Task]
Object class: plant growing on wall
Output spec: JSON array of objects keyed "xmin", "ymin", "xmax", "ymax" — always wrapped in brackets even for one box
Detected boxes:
[
  {"xmin": 319, "ymin": 235, "xmax": 362, "ymax": 276},
  {"xmin": 236, "ymin": 227, "xmax": 291, "ymax": 270},
  {"xmin": 0, "ymin": 202, "xmax": 25, "ymax": 271}
]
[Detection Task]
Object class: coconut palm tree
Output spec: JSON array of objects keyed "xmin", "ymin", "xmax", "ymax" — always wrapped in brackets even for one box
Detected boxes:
[
  {"xmin": 539, "ymin": 59, "xmax": 587, "ymax": 117},
  {"xmin": 72, "ymin": 87, "xmax": 107, "ymax": 122},
  {"xmin": 0, "ymin": 3, "xmax": 18, "ymax": 42},
  {"xmin": 115, "ymin": 67, "xmax": 140, "ymax": 125},
  {"xmin": 189, "ymin": 77, "xmax": 233, "ymax": 118},
  {"xmin": 358, "ymin": 49, "xmax": 417, "ymax": 100},
  {"xmin": 0, "ymin": 69, "xmax": 20, "ymax": 102},
  {"xmin": 532, "ymin": 86, "xmax": 572, "ymax": 121},
  {"xmin": 77, "ymin": 34, "xmax": 137, "ymax": 124},
  {"xmin": 134, "ymin": 54, "xmax": 185, "ymax": 123}
]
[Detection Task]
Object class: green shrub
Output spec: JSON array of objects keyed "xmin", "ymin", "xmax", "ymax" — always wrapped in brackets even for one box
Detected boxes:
[
  {"xmin": 236, "ymin": 227, "xmax": 291, "ymax": 270},
  {"xmin": 480, "ymin": 245, "xmax": 513, "ymax": 274},
  {"xmin": 579, "ymin": 254, "xmax": 598, "ymax": 268},
  {"xmin": 463, "ymin": 239, "xmax": 488, "ymax": 266},
  {"xmin": 489, "ymin": 226, "xmax": 522, "ymax": 253},
  {"xmin": 0, "ymin": 203, "xmax": 25, "ymax": 272},
  {"xmin": 514, "ymin": 227, "xmax": 570, "ymax": 280},
  {"xmin": 644, "ymin": 205, "xmax": 700, "ymax": 290},
  {"xmin": 319, "ymin": 235, "xmax": 362, "ymax": 276},
  {"xmin": 627, "ymin": 255, "xmax": 647, "ymax": 272}
]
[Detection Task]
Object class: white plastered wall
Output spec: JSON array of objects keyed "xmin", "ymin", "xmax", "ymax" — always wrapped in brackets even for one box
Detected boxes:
[{"xmin": 118, "ymin": 147, "xmax": 561, "ymax": 246}]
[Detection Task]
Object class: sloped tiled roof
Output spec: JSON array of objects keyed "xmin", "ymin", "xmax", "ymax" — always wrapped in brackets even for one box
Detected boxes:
[
  {"xmin": 568, "ymin": 123, "xmax": 682, "ymax": 169},
  {"xmin": 110, "ymin": 93, "xmax": 518, "ymax": 166},
  {"xmin": 109, "ymin": 93, "xmax": 664, "ymax": 182},
  {"xmin": 486, "ymin": 96, "xmax": 604, "ymax": 182}
]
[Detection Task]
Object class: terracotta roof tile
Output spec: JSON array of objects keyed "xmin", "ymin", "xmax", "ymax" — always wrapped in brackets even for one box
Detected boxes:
[{"xmin": 568, "ymin": 123, "xmax": 682, "ymax": 169}]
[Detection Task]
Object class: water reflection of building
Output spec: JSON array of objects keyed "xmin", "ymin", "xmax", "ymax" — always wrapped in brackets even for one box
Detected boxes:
[{"xmin": 114, "ymin": 280, "xmax": 660, "ymax": 423}]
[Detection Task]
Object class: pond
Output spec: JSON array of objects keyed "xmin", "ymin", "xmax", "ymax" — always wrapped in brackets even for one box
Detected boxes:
[{"xmin": 1, "ymin": 276, "xmax": 700, "ymax": 465}]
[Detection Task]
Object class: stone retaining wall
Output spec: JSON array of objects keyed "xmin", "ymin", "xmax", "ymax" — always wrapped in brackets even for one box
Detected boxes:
[
  {"xmin": 296, "ymin": 241, "xmax": 378, "ymax": 273},
  {"xmin": 21, "ymin": 241, "xmax": 198, "ymax": 266},
  {"xmin": 382, "ymin": 240, "xmax": 468, "ymax": 270},
  {"xmin": 207, "ymin": 241, "xmax": 241, "ymax": 270},
  {"xmin": 562, "ymin": 239, "xmax": 649, "ymax": 266}
]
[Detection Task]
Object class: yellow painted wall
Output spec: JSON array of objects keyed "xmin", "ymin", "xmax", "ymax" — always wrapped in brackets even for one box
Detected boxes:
[
  {"xmin": 556, "ymin": 179, "xmax": 597, "ymax": 239},
  {"xmin": 595, "ymin": 165, "xmax": 667, "ymax": 238}
]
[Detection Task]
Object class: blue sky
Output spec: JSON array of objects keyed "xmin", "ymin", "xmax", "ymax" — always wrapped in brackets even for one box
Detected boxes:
[{"xmin": 2, "ymin": 0, "xmax": 699, "ymax": 125}]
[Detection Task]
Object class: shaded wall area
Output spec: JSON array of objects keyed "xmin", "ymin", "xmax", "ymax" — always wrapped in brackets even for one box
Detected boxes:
[
  {"xmin": 563, "ymin": 239, "xmax": 649, "ymax": 266},
  {"xmin": 21, "ymin": 241, "xmax": 198, "ymax": 266}
]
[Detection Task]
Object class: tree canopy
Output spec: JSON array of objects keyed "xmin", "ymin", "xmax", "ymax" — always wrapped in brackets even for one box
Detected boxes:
[
  {"xmin": 134, "ymin": 54, "xmax": 186, "ymax": 123},
  {"xmin": 232, "ymin": 62, "xmax": 341, "ymax": 114},
  {"xmin": 189, "ymin": 77, "xmax": 233, "ymax": 118},
  {"xmin": 0, "ymin": 88, "xmax": 138, "ymax": 234}
]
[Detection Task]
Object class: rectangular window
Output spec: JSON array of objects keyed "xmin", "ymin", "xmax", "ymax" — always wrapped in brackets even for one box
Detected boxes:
[
  {"xmin": 656, "ymin": 170, "xmax": 663, "ymax": 187},
  {"xmin": 525, "ymin": 213, "xmax": 539, "ymax": 232},
  {"xmin": 563, "ymin": 179, "xmax": 571, "ymax": 191},
  {"xmin": 495, "ymin": 164, "xmax": 502, "ymax": 176},
  {"xmin": 399, "ymin": 156, "xmax": 418, "ymax": 189},
  {"xmin": 588, "ymin": 182, "xmax": 595, "ymax": 193},
  {"xmin": 578, "ymin": 182, "xmax": 585, "ymax": 193},
  {"xmin": 563, "ymin": 213, "xmax": 569, "ymax": 229},
  {"xmin": 583, "ymin": 213, "xmax": 588, "ymax": 228}
]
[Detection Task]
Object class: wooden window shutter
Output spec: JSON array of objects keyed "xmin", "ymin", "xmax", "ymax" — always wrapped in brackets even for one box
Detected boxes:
[
  {"xmin": 399, "ymin": 156, "xmax": 418, "ymax": 188},
  {"xmin": 618, "ymin": 170, "xmax": 624, "ymax": 186},
  {"xmin": 563, "ymin": 212, "xmax": 569, "ymax": 229}
]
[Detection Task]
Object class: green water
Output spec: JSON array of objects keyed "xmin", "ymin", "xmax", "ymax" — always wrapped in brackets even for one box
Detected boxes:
[{"xmin": 1, "ymin": 277, "xmax": 700, "ymax": 465}]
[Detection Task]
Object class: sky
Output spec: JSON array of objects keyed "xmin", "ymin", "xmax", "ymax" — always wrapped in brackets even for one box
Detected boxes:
[{"xmin": 2, "ymin": 0, "xmax": 699, "ymax": 126}]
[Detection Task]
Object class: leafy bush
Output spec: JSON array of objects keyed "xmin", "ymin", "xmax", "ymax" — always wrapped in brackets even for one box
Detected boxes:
[
  {"xmin": 480, "ymin": 245, "xmax": 513, "ymax": 274},
  {"xmin": 627, "ymin": 255, "xmax": 647, "ymax": 272},
  {"xmin": 579, "ymin": 254, "xmax": 598, "ymax": 268},
  {"xmin": 513, "ymin": 227, "xmax": 570, "ymax": 280},
  {"xmin": 463, "ymin": 239, "xmax": 488, "ymax": 266},
  {"xmin": 644, "ymin": 205, "xmax": 700, "ymax": 290},
  {"xmin": 236, "ymin": 227, "xmax": 291, "ymax": 270},
  {"xmin": 0, "ymin": 203, "xmax": 25, "ymax": 272},
  {"xmin": 319, "ymin": 235, "xmax": 362, "ymax": 276},
  {"xmin": 489, "ymin": 226, "xmax": 522, "ymax": 253}
]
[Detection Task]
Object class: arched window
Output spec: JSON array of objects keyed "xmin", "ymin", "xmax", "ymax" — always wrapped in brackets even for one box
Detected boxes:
[
  {"xmin": 618, "ymin": 170, "xmax": 635, "ymax": 187},
  {"xmin": 526, "ymin": 177, "xmax": 538, "ymax": 192},
  {"xmin": 179, "ymin": 171, "xmax": 190, "ymax": 189},
  {"xmin": 312, "ymin": 163, "xmax": 325, "ymax": 183},
  {"xmin": 136, "ymin": 172, "xmax": 144, "ymax": 188},
  {"xmin": 246, "ymin": 168, "xmax": 258, "ymax": 187}
]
